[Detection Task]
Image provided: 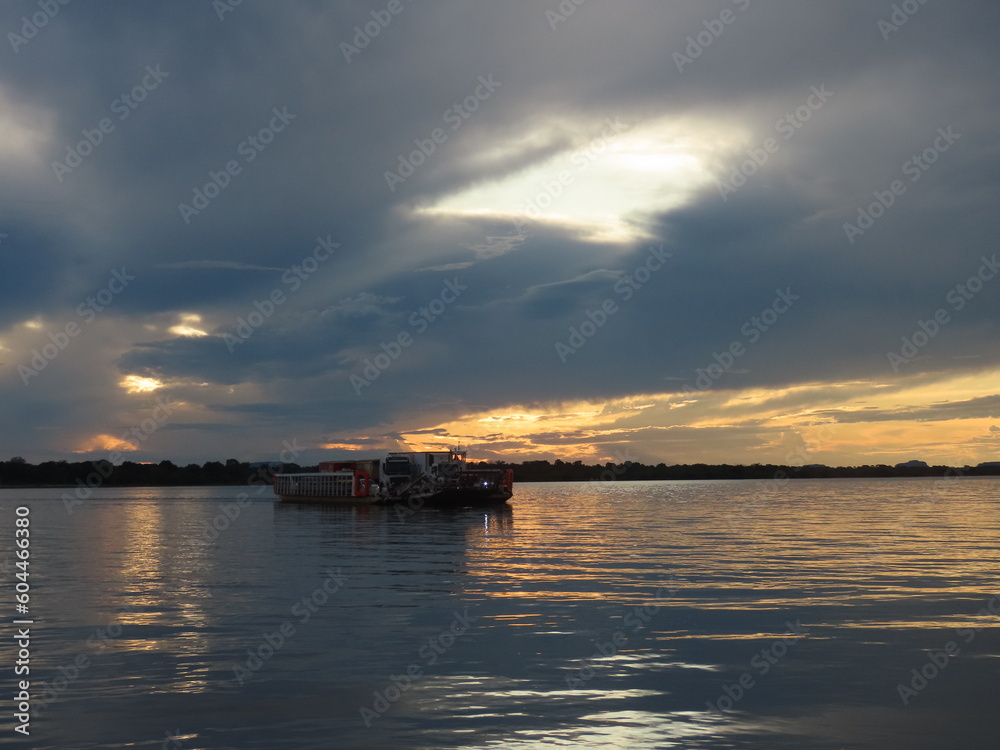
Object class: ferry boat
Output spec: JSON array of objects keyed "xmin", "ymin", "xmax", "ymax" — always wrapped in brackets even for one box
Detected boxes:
[{"xmin": 272, "ymin": 450, "xmax": 513, "ymax": 507}]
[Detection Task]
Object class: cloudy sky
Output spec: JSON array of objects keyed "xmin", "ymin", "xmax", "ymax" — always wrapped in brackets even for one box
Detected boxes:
[{"xmin": 1, "ymin": 0, "xmax": 998, "ymax": 467}]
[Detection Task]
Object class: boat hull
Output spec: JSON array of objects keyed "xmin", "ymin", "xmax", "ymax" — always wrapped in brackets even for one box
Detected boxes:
[
  {"xmin": 275, "ymin": 494, "xmax": 381, "ymax": 505},
  {"xmin": 272, "ymin": 452, "xmax": 513, "ymax": 508},
  {"xmin": 401, "ymin": 487, "xmax": 511, "ymax": 507},
  {"xmin": 275, "ymin": 489, "xmax": 510, "ymax": 506}
]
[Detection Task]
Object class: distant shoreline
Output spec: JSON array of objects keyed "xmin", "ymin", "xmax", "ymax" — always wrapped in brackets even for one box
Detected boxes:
[
  {"xmin": 3, "ymin": 475, "xmax": 1000, "ymax": 491},
  {"xmin": 1, "ymin": 457, "xmax": 998, "ymax": 488}
]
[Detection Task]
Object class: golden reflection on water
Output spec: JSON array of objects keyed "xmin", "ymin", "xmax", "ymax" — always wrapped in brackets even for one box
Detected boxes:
[
  {"xmin": 435, "ymin": 479, "xmax": 1000, "ymax": 746},
  {"xmin": 458, "ymin": 480, "xmax": 1000, "ymax": 616},
  {"xmin": 85, "ymin": 492, "xmax": 217, "ymax": 695},
  {"xmin": 13, "ymin": 479, "xmax": 997, "ymax": 749}
]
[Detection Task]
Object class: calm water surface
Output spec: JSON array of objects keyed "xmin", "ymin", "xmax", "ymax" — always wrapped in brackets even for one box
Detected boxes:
[{"xmin": 1, "ymin": 478, "xmax": 998, "ymax": 749}]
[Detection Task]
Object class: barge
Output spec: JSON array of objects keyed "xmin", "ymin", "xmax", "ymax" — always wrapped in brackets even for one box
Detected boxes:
[{"xmin": 272, "ymin": 450, "xmax": 513, "ymax": 507}]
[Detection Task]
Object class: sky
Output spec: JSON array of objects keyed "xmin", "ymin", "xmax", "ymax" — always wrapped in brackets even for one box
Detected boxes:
[{"xmin": 1, "ymin": 0, "xmax": 998, "ymax": 468}]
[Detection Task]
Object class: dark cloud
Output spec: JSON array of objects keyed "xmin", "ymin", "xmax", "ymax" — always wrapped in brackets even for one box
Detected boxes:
[
  {"xmin": 1, "ymin": 0, "xmax": 998, "ymax": 463},
  {"xmin": 818, "ymin": 395, "xmax": 1000, "ymax": 424}
]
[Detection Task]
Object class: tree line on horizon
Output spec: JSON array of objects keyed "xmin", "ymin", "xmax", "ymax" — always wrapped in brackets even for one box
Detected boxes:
[{"xmin": 1, "ymin": 456, "xmax": 999, "ymax": 487}]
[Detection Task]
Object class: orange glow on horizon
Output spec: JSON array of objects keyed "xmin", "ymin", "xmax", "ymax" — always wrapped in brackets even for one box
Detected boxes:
[
  {"xmin": 321, "ymin": 442, "xmax": 372, "ymax": 452},
  {"xmin": 74, "ymin": 434, "xmax": 137, "ymax": 454},
  {"xmin": 363, "ymin": 367, "xmax": 1000, "ymax": 466}
]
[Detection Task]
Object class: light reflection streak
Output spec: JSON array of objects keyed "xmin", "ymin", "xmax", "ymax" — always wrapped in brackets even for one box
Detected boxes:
[
  {"xmin": 24, "ymin": 478, "xmax": 999, "ymax": 748},
  {"xmin": 92, "ymin": 496, "xmax": 214, "ymax": 694}
]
